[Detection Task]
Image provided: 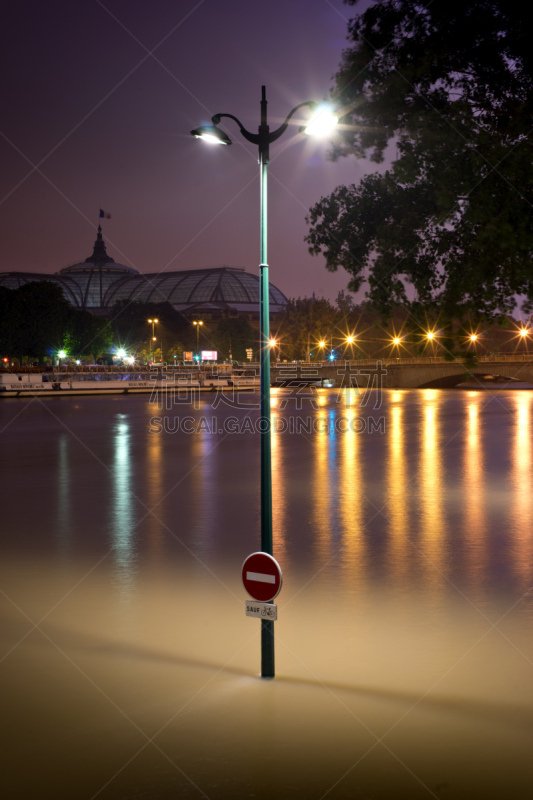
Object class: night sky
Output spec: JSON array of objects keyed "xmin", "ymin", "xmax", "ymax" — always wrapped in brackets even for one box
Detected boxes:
[{"xmin": 1, "ymin": 0, "xmax": 375, "ymax": 302}]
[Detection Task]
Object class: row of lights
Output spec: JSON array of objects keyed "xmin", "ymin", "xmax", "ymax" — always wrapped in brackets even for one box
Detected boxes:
[
  {"xmin": 269, "ymin": 326, "xmax": 532, "ymax": 356},
  {"xmin": 54, "ymin": 325, "xmax": 532, "ymax": 365}
]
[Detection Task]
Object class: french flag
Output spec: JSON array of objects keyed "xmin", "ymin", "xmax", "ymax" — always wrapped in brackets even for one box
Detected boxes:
[{"xmin": 99, "ymin": 209, "xmax": 112, "ymax": 219}]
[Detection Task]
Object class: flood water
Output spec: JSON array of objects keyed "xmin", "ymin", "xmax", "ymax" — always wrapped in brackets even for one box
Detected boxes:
[{"xmin": 1, "ymin": 387, "xmax": 532, "ymax": 799}]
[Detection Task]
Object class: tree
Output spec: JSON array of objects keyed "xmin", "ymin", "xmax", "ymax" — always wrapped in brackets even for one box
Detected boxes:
[
  {"xmin": 109, "ymin": 300, "xmax": 192, "ymax": 358},
  {"xmin": 0, "ymin": 282, "xmax": 72, "ymax": 362},
  {"xmin": 0, "ymin": 282, "xmax": 115, "ymax": 363},
  {"xmin": 212, "ymin": 317, "xmax": 256, "ymax": 362},
  {"xmin": 277, "ymin": 296, "xmax": 343, "ymax": 360},
  {"xmin": 63, "ymin": 309, "xmax": 113, "ymax": 360},
  {"xmin": 305, "ymin": 0, "xmax": 533, "ymax": 320}
]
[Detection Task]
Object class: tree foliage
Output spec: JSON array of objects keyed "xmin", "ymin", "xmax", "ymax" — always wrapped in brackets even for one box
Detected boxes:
[
  {"xmin": 305, "ymin": 0, "xmax": 533, "ymax": 319},
  {"xmin": 211, "ymin": 316, "xmax": 257, "ymax": 362},
  {"xmin": 0, "ymin": 282, "xmax": 112, "ymax": 362},
  {"xmin": 109, "ymin": 300, "xmax": 192, "ymax": 355},
  {"xmin": 276, "ymin": 296, "xmax": 345, "ymax": 360}
]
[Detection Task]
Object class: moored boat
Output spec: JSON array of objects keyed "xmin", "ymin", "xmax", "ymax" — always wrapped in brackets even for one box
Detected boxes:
[{"xmin": 0, "ymin": 371, "xmax": 259, "ymax": 397}]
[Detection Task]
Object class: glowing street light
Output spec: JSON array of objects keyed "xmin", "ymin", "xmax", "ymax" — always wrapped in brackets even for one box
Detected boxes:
[
  {"xmin": 269, "ymin": 339, "xmax": 279, "ymax": 362},
  {"xmin": 148, "ymin": 318, "xmax": 158, "ymax": 362},
  {"xmin": 192, "ymin": 87, "xmax": 338, "ymax": 679},
  {"xmin": 345, "ymin": 334, "xmax": 356, "ymax": 360},
  {"xmin": 390, "ymin": 335, "xmax": 403, "ymax": 361},
  {"xmin": 193, "ymin": 320, "xmax": 204, "ymax": 361}
]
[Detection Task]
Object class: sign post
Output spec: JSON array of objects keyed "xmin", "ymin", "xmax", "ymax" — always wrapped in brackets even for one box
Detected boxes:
[{"xmin": 242, "ymin": 552, "xmax": 282, "ymax": 678}]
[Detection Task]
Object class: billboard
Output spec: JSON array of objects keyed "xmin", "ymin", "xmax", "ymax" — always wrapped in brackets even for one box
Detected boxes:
[{"xmin": 201, "ymin": 351, "xmax": 217, "ymax": 361}]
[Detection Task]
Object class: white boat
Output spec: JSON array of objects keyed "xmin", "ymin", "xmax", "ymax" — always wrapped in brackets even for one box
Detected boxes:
[{"xmin": 0, "ymin": 371, "xmax": 259, "ymax": 397}]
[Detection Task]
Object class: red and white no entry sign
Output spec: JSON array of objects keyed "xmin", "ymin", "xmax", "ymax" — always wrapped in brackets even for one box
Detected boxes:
[{"xmin": 241, "ymin": 551, "xmax": 282, "ymax": 603}]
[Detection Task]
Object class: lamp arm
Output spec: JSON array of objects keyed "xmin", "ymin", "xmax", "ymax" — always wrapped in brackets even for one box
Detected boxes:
[
  {"xmin": 212, "ymin": 113, "xmax": 260, "ymax": 145},
  {"xmin": 267, "ymin": 100, "xmax": 316, "ymax": 143}
]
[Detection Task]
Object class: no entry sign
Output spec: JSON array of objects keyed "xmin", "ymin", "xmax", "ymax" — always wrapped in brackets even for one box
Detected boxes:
[{"xmin": 242, "ymin": 552, "xmax": 282, "ymax": 603}]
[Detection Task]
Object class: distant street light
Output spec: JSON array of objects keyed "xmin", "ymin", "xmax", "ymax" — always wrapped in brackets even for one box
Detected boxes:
[
  {"xmin": 345, "ymin": 335, "xmax": 355, "ymax": 359},
  {"xmin": 148, "ymin": 318, "xmax": 158, "ymax": 362},
  {"xmin": 191, "ymin": 86, "xmax": 337, "ymax": 679},
  {"xmin": 424, "ymin": 330, "xmax": 438, "ymax": 354},
  {"xmin": 519, "ymin": 327, "xmax": 530, "ymax": 354},
  {"xmin": 192, "ymin": 320, "xmax": 204, "ymax": 361}
]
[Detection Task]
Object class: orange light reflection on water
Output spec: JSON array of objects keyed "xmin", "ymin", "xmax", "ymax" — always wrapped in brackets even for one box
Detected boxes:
[
  {"xmin": 339, "ymin": 404, "xmax": 366, "ymax": 591},
  {"xmin": 511, "ymin": 393, "xmax": 533, "ymax": 589},
  {"xmin": 463, "ymin": 398, "xmax": 487, "ymax": 591},
  {"xmin": 386, "ymin": 397, "xmax": 409, "ymax": 585},
  {"xmin": 270, "ymin": 409, "xmax": 288, "ymax": 565},
  {"xmin": 313, "ymin": 407, "xmax": 335, "ymax": 566},
  {"xmin": 419, "ymin": 392, "xmax": 446, "ymax": 591}
]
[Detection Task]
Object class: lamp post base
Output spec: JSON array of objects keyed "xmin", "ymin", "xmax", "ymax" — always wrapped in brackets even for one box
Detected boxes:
[{"xmin": 261, "ymin": 619, "xmax": 275, "ymax": 678}]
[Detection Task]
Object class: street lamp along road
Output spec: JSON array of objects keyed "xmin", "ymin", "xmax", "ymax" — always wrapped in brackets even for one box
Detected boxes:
[
  {"xmin": 192, "ymin": 320, "xmax": 203, "ymax": 361},
  {"xmin": 148, "ymin": 318, "xmax": 158, "ymax": 363},
  {"xmin": 191, "ymin": 87, "xmax": 337, "ymax": 678}
]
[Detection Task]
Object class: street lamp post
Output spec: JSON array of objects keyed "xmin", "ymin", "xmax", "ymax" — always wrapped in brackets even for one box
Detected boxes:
[
  {"xmin": 192, "ymin": 87, "xmax": 337, "ymax": 678},
  {"xmin": 193, "ymin": 320, "xmax": 203, "ymax": 361},
  {"xmin": 148, "ymin": 318, "xmax": 158, "ymax": 363}
]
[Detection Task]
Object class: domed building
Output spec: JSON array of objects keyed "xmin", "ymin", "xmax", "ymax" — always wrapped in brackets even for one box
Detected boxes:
[
  {"xmin": 0, "ymin": 227, "xmax": 288, "ymax": 320},
  {"xmin": 57, "ymin": 225, "xmax": 139, "ymax": 312}
]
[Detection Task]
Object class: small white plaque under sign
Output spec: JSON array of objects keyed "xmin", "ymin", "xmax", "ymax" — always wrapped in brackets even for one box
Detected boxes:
[{"xmin": 245, "ymin": 601, "xmax": 277, "ymax": 620}]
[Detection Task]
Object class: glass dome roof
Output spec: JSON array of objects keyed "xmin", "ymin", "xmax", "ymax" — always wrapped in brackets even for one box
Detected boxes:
[
  {"xmin": 104, "ymin": 267, "xmax": 287, "ymax": 312},
  {"xmin": 0, "ymin": 229, "xmax": 288, "ymax": 315}
]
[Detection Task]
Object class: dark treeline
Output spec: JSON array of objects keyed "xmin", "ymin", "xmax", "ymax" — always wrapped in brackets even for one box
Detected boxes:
[
  {"xmin": 0, "ymin": 287, "xmax": 257, "ymax": 364},
  {"xmin": 0, "ymin": 282, "xmax": 112, "ymax": 364},
  {"xmin": 0, "ymin": 283, "xmax": 526, "ymax": 366}
]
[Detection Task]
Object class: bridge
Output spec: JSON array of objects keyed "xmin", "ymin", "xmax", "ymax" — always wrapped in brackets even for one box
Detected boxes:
[
  {"xmin": 270, "ymin": 355, "xmax": 533, "ymax": 389},
  {"xmin": 41, "ymin": 355, "xmax": 533, "ymax": 390}
]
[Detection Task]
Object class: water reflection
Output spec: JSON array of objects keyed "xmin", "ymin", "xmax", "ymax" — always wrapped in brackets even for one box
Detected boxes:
[
  {"xmin": 145, "ymin": 419, "xmax": 165, "ymax": 556},
  {"xmin": 386, "ymin": 397, "xmax": 409, "ymax": 584},
  {"xmin": 463, "ymin": 398, "xmax": 487, "ymax": 590},
  {"xmin": 313, "ymin": 407, "xmax": 335, "ymax": 566},
  {"xmin": 112, "ymin": 417, "xmax": 136, "ymax": 595},
  {"xmin": 339, "ymin": 404, "xmax": 366, "ymax": 590},
  {"xmin": 56, "ymin": 434, "xmax": 71, "ymax": 556},
  {"xmin": 3, "ymin": 389, "xmax": 533, "ymax": 615},
  {"xmin": 271, "ymin": 410, "xmax": 288, "ymax": 565},
  {"xmin": 418, "ymin": 391, "xmax": 446, "ymax": 590},
  {"xmin": 188, "ymin": 422, "xmax": 217, "ymax": 551},
  {"xmin": 511, "ymin": 394, "xmax": 533, "ymax": 590}
]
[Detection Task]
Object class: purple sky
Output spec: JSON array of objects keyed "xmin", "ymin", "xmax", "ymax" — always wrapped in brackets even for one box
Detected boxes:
[{"xmin": 1, "ymin": 0, "xmax": 375, "ymax": 302}]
